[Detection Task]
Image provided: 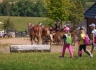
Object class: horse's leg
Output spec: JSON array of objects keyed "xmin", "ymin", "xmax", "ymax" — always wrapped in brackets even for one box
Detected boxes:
[
  {"xmin": 42, "ymin": 38, "xmax": 44, "ymax": 44},
  {"xmin": 35, "ymin": 36, "xmax": 39, "ymax": 44},
  {"xmin": 49, "ymin": 34, "xmax": 54, "ymax": 45},
  {"xmin": 46, "ymin": 37, "xmax": 49, "ymax": 44},
  {"xmin": 42, "ymin": 37, "xmax": 45, "ymax": 44},
  {"xmin": 30, "ymin": 36, "xmax": 33, "ymax": 44}
]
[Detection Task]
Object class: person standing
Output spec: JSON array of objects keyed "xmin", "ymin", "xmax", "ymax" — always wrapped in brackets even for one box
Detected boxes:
[
  {"xmin": 89, "ymin": 23, "xmax": 96, "ymax": 56},
  {"xmin": 78, "ymin": 27, "xmax": 92, "ymax": 58},
  {"xmin": 59, "ymin": 27, "xmax": 74, "ymax": 58}
]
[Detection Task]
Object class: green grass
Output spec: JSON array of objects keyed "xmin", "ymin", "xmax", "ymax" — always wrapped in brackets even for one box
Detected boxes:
[
  {"xmin": 85, "ymin": 2, "xmax": 95, "ymax": 8},
  {"xmin": 0, "ymin": 16, "xmax": 47, "ymax": 31},
  {"xmin": 0, "ymin": 52, "xmax": 96, "ymax": 70}
]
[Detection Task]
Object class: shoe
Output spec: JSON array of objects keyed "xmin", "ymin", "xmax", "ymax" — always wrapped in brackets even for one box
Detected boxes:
[
  {"xmin": 90, "ymin": 54, "xmax": 93, "ymax": 58},
  {"xmin": 78, "ymin": 56, "xmax": 82, "ymax": 59},
  {"xmin": 59, "ymin": 56, "xmax": 64, "ymax": 58}
]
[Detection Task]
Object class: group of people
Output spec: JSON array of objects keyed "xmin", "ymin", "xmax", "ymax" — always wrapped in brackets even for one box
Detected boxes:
[
  {"xmin": 59, "ymin": 23, "xmax": 96, "ymax": 58},
  {"xmin": 28, "ymin": 21, "xmax": 96, "ymax": 58},
  {"xmin": 0, "ymin": 30, "xmax": 7, "ymax": 38}
]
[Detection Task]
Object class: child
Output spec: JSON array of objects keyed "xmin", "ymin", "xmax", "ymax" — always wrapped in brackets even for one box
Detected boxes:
[
  {"xmin": 59, "ymin": 27, "xmax": 74, "ymax": 58},
  {"xmin": 78, "ymin": 27, "xmax": 92, "ymax": 58}
]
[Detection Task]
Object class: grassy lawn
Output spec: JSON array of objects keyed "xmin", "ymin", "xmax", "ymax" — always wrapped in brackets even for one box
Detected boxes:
[
  {"xmin": 0, "ymin": 16, "xmax": 47, "ymax": 31},
  {"xmin": 85, "ymin": 2, "xmax": 95, "ymax": 8},
  {"xmin": 0, "ymin": 51, "xmax": 96, "ymax": 70}
]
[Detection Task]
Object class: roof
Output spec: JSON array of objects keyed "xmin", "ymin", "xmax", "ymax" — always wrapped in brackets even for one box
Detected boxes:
[{"xmin": 84, "ymin": 3, "xmax": 96, "ymax": 18}]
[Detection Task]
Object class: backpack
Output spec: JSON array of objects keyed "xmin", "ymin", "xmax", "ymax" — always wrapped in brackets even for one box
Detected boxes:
[
  {"xmin": 65, "ymin": 34, "xmax": 72, "ymax": 45},
  {"xmin": 84, "ymin": 34, "xmax": 90, "ymax": 45}
]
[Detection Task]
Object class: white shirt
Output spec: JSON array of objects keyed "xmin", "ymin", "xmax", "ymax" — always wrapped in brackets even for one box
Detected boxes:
[
  {"xmin": 91, "ymin": 29, "xmax": 96, "ymax": 37},
  {"xmin": 64, "ymin": 34, "xmax": 68, "ymax": 37}
]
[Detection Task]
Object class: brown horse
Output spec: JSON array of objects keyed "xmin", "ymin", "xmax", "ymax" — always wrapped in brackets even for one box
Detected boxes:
[
  {"xmin": 52, "ymin": 28, "xmax": 78, "ymax": 45},
  {"xmin": 29, "ymin": 25, "xmax": 42, "ymax": 44},
  {"xmin": 42, "ymin": 26, "xmax": 53, "ymax": 44}
]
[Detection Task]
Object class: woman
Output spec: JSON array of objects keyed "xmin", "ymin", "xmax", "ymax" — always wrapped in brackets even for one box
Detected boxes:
[
  {"xmin": 89, "ymin": 23, "xmax": 96, "ymax": 56},
  {"xmin": 78, "ymin": 27, "xmax": 92, "ymax": 58}
]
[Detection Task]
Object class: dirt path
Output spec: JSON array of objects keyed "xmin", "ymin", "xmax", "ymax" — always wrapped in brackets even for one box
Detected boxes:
[
  {"xmin": 0, "ymin": 37, "xmax": 31, "ymax": 45},
  {"xmin": 0, "ymin": 37, "xmax": 92, "ymax": 53}
]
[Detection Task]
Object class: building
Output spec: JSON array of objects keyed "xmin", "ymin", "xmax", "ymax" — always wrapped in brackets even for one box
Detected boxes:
[{"xmin": 84, "ymin": 3, "xmax": 96, "ymax": 34}]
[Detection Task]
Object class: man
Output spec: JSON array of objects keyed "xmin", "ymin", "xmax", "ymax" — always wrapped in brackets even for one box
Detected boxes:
[
  {"xmin": 54, "ymin": 20, "xmax": 60, "ymax": 32},
  {"xmin": 89, "ymin": 23, "xmax": 96, "ymax": 56}
]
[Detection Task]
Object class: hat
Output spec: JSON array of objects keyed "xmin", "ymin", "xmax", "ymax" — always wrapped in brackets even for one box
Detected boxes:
[
  {"xmin": 77, "ymin": 27, "xmax": 85, "ymax": 30},
  {"xmin": 80, "ymin": 27, "xmax": 85, "ymax": 30},
  {"xmin": 77, "ymin": 27, "xmax": 80, "ymax": 30},
  {"xmin": 64, "ymin": 27, "xmax": 70, "ymax": 31},
  {"xmin": 77, "ymin": 27, "xmax": 84, "ymax": 30},
  {"xmin": 89, "ymin": 23, "xmax": 95, "ymax": 27}
]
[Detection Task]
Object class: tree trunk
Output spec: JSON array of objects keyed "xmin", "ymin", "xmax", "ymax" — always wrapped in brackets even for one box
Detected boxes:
[{"xmin": 60, "ymin": 20, "xmax": 62, "ymax": 28}]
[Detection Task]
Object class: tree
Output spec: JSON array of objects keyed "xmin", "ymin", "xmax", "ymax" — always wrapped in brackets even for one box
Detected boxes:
[
  {"xmin": 0, "ymin": 1, "xmax": 11, "ymax": 16},
  {"xmin": 44, "ymin": 0, "xmax": 84, "ymax": 27},
  {"xmin": 0, "ymin": 4, "xmax": 2, "ymax": 16},
  {"xmin": 34, "ymin": 0, "xmax": 46, "ymax": 17},
  {"xmin": 17, "ymin": 0, "xmax": 28, "ymax": 16},
  {"xmin": 71, "ymin": 0, "xmax": 87, "ymax": 8},
  {"xmin": 68, "ymin": 0, "xmax": 84, "ymax": 26},
  {"xmin": 3, "ymin": 18, "xmax": 15, "ymax": 32},
  {"xmin": 43, "ymin": 0, "xmax": 72, "ymax": 27},
  {"xmin": 10, "ymin": 2, "xmax": 19, "ymax": 16}
]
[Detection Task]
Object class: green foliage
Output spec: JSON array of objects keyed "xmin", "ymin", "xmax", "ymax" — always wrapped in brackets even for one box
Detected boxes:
[
  {"xmin": 33, "ymin": 0, "xmax": 46, "ymax": 17},
  {"xmin": 44, "ymin": 0, "xmax": 70, "ymax": 21},
  {"xmin": 88, "ymin": 0, "xmax": 96, "ymax": 2},
  {"xmin": 0, "ymin": 0, "xmax": 46, "ymax": 17},
  {"xmin": 44, "ymin": 0, "xmax": 84, "ymax": 26},
  {"xmin": 0, "ymin": 0, "xmax": 95, "ymax": 17},
  {"xmin": 68, "ymin": 0, "xmax": 84, "ymax": 25},
  {"xmin": 0, "ymin": 1, "xmax": 11, "ymax": 16},
  {"xmin": 70, "ymin": 0, "xmax": 95, "ymax": 7},
  {"xmin": 0, "ymin": 52, "xmax": 96, "ymax": 70},
  {"xmin": 85, "ymin": 2, "xmax": 95, "ymax": 8},
  {"xmin": 3, "ymin": 18, "xmax": 15, "ymax": 31},
  {"xmin": 42, "ymin": 19, "xmax": 55, "ymax": 27},
  {"xmin": 10, "ymin": 2, "xmax": 19, "ymax": 16}
]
